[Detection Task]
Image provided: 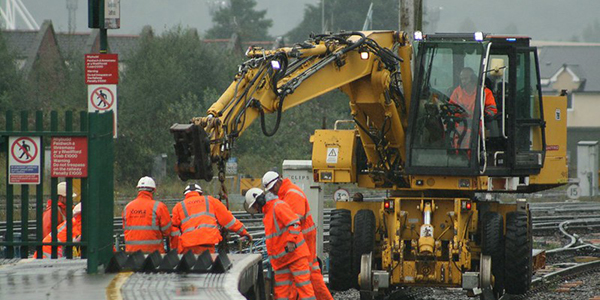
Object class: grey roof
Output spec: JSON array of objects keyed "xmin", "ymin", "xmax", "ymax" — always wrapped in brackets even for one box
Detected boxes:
[
  {"xmin": 537, "ymin": 45, "xmax": 600, "ymax": 92},
  {"xmin": 56, "ymin": 32, "xmax": 90, "ymax": 55},
  {"xmin": 108, "ymin": 35, "xmax": 141, "ymax": 58},
  {"xmin": 2, "ymin": 30, "xmax": 38, "ymax": 58}
]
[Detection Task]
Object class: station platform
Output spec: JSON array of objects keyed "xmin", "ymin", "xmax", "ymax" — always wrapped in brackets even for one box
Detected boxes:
[{"xmin": 0, "ymin": 253, "xmax": 262, "ymax": 300}]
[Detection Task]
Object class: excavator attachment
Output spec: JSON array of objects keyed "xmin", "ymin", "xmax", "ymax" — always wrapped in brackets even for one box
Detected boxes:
[{"xmin": 170, "ymin": 123, "xmax": 213, "ymax": 181}]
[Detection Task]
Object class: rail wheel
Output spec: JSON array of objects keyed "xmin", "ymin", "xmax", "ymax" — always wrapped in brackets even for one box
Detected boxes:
[
  {"xmin": 329, "ymin": 209, "xmax": 353, "ymax": 291},
  {"xmin": 482, "ymin": 212, "xmax": 505, "ymax": 297},
  {"xmin": 352, "ymin": 209, "xmax": 376, "ymax": 288},
  {"xmin": 504, "ymin": 211, "xmax": 532, "ymax": 295}
]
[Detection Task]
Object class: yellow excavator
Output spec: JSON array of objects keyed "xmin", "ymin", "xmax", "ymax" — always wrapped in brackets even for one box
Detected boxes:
[{"xmin": 170, "ymin": 31, "xmax": 567, "ymax": 299}]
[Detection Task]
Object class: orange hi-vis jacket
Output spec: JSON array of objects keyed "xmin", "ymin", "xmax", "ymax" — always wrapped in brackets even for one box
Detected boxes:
[
  {"xmin": 450, "ymin": 86, "xmax": 497, "ymax": 117},
  {"xmin": 42, "ymin": 200, "xmax": 67, "ymax": 238},
  {"xmin": 38, "ymin": 214, "xmax": 82, "ymax": 258},
  {"xmin": 262, "ymin": 192, "xmax": 310, "ymax": 270},
  {"xmin": 171, "ymin": 191, "xmax": 248, "ymax": 250},
  {"xmin": 278, "ymin": 178, "xmax": 317, "ymax": 260},
  {"xmin": 122, "ymin": 191, "xmax": 171, "ymax": 253}
]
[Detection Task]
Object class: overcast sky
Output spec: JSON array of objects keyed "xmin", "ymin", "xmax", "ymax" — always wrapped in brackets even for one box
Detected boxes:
[{"xmin": 14, "ymin": 0, "xmax": 600, "ymax": 41}]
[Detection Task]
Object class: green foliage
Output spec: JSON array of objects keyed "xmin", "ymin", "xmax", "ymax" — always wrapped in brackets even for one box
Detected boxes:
[
  {"xmin": 115, "ymin": 27, "xmax": 239, "ymax": 183},
  {"xmin": 0, "ymin": 30, "xmax": 27, "ymax": 111},
  {"xmin": 286, "ymin": 0, "xmax": 399, "ymax": 44},
  {"xmin": 205, "ymin": 0, "xmax": 273, "ymax": 41}
]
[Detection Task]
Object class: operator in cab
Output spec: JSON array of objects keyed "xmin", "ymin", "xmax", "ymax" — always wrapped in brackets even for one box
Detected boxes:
[
  {"xmin": 171, "ymin": 183, "xmax": 251, "ymax": 254},
  {"xmin": 448, "ymin": 67, "xmax": 498, "ymax": 148},
  {"xmin": 245, "ymin": 188, "xmax": 316, "ymax": 300},
  {"xmin": 450, "ymin": 67, "xmax": 497, "ymax": 119},
  {"xmin": 263, "ymin": 171, "xmax": 333, "ymax": 300}
]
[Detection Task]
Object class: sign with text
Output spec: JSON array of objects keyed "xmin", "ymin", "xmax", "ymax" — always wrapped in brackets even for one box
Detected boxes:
[
  {"xmin": 8, "ymin": 136, "xmax": 41, "ymax": 184},
  {"xmin": 51, "ymin": 137, "xmax": 88, "ymax": 178},
  {"xmin": 85, "ymin": 54, "xmax": 119, "ymax": 84},
  {"xmin": 104, "ymin": 0, "xmax": 121, "ymax": 29}
]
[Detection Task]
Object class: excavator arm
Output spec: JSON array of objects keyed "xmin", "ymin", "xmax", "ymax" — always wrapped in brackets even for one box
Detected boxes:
[{"xmin": 171, "ymin": 31, "xmax": 413, "ymax": 182}]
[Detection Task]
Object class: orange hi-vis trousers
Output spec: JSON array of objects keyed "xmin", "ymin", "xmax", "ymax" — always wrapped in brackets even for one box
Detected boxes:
[
  {"xmin": 310, "ymin": 257, "xmax": 333, "ymax": 300},
  {"xmin": 273, "ymin": 257, "xmax": 316, "ymax": 300}
]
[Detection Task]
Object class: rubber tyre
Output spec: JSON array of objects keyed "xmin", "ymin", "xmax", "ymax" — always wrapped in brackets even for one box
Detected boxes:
[
  {"xmin": 504, "ymin": 211, "xmax": 532, "ymax": 295},
  {"xmin": 352, "ymin": 209, "xmax": 376, "ymax": 288},
  {"xmin": 481, "ymin": 212, "xmax": 505, "ymax": 297},
  {"xmin": 329, "ymin": 209, "xmax": 353, "ymax": 291}
]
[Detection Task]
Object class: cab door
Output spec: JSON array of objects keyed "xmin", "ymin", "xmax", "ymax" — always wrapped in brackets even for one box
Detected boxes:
[{"xmin": 511, "ymin": 48, "xmax": 546, "ymax": 172}]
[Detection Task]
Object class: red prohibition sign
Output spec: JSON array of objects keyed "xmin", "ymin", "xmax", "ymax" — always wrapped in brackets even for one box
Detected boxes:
[
  {"xmin": 91, "ymin": 87, "xmax": 114, "ymax": 111},
  {"xmin": 11, "ymin": 137, "xmax": 38, "ymax": 164}
]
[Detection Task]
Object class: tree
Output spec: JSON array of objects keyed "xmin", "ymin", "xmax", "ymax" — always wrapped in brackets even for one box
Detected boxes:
[
  {"xmin": 0, "ymin": 30, "xmax": 27, "ymax": 111},
  {"xmin": 205, "ymin": 0, "xmax": 273, "ymax": 41},
  {"xmin": 115, "ymin": 26, "xmax": 239, "ymax": 183},
  {"xmin": 286, "ymin": 0, "xmax": 399, "ymax": 44}
]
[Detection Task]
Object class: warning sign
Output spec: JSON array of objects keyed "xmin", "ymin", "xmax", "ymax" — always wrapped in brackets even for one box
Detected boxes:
[
  {"xmin": 8, "ymin": 136, "xmax": 41, "ymax": 184},
  {"xmin": 85, "ymin": 54, "xmax": 118, "ymax": 84},
  {"xmin": 88, "ymin": 84, "xmax": 118, "ymax": 138},
  {"xmin": 51, "ymin": 137, "xmax": 88, "ymax": 178},
  {"xmin": 89, "ymin": 86, "xmax": 115, "ymax": 111},
  {"xmin": 326, "ymin": 147, "xmax": 339, "ymax": 164}
]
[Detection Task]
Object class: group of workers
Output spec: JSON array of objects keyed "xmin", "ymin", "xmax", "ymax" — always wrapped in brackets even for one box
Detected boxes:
[{"xmin": 37, "ymin": 171, "xmax": 333, "ymax": 299}]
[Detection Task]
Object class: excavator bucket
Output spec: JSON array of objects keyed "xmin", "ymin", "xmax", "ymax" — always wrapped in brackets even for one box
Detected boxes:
[{"xmin": 170, "ymin": 123, "xmax": 214, "ymax": 181}]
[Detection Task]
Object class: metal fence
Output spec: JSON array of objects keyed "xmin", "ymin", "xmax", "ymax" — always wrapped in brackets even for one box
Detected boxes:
[{"xmin": 0, "ymin": 110, "xmax": 114, "ymax": 273}]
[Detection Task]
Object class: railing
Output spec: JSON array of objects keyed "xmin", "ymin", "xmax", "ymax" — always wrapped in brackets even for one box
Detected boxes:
[{"xmin": 0, "ymin": 110, "xmax": 114, "ymax": 273}]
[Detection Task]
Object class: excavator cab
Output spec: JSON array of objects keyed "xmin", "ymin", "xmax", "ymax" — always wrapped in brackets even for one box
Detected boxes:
[{"xmin": 406, "ymin": 33, "xmax": 546, "ymax": 179}]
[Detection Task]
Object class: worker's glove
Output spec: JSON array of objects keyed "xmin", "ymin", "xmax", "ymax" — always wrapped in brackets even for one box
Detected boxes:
[
  {"xmin": 285, "ymin": 241, "xmax": 296, "ymax": 253},
  {"xmin": 240, "ymin": 232, "xmax": 253, "ymax": 242}
]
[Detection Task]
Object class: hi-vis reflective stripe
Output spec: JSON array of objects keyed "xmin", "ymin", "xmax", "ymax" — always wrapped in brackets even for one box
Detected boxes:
[
  {"xmin": 125, "ymin": 239, "xmax": 162, "ymax": 245},
  {"xmin": 292, "ymin": 269, "xmax": 310, "ymax": 276},
  {"xmin": 224, "ymin": 217, "xmax": 238, "ymax": 229},
  {"xmin": 124, "ymin": 222, "xmax": 171, "ymax": 232},
  {"xmin": 125, "ymin": 225, "xmax": 158, "ymax": 231},
  {"xmin": 160, "ymin": 222, "xmax": 172, "ymax": 231},
  {"xmin": 302, "ymin": 224, "xmax": 317, "ymax": 235},
  {"xmin": 286, "ymin": 188, "xmax": 305, "ymax": 199},
  {"xmin": 266, "ymin": 222, "xmax": 300, "ymax": 239},
  {"xmin": 236, "ymin": 226, "xmax": 246, "ymax": 235},
  {"xmin": 269, "ymin": 239, "xmax": 306, "ymax": 260},
  {"xmin": 300, "ymin": 297, "xmax": 316, "ymax": 300},
  {"xmin": 274, "ymin": 280, "xmax": 293, "ymax": 286},
  {"xmin": 171, "ymin": 230, "xmax": 181, "ymax": 237},
  {"xmin": 181, "ymin": 196, "xmax": 214, "ymax": 225},
  {"xmin": 182, "ymin": 223, "xmax": 219, "ymax": 234},
  {"xmin": 295, "ymin": 280, "xmax": 311, "ymax": 287},
  {"xmin": 151, "ymin": 201, "xmax": 159, "ymax": 230}
]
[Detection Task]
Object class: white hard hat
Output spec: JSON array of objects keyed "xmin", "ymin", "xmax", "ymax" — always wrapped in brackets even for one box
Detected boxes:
[
  {"xmin": 184, "ymin": 183, "xmax": 202, "ymax": 195},
  {"xmin": 57, "ymin": 182, "xmax": 77, "ymax": 198},
  {"xmin": 244, "ymin": 188, "xmax": 264, "ymax": 214},
  {"xmin": 262, "ymin": 171, "xmax": 280, "ymax": 191},
  {"xmin": 136, "ymin": 176, "xmax": 156, "ymax": 191},
  {"xmin": 72, "ymin": 203, "xmax": 82, "ymax": 216}
]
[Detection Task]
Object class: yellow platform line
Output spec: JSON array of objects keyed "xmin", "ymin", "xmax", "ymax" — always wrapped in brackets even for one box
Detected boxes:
[{"xmin": 106, "ymin": 272, "xmax": 133, "ymax": 300}]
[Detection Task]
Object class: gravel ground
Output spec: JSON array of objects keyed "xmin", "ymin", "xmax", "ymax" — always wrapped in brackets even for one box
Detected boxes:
[
  {"xmin": 528, "ymin": 270, "xmax": 600, "ymax": 300},
  {"xmin": 330, "ymin": 270, "xmax": 600, "ymax": 300}
]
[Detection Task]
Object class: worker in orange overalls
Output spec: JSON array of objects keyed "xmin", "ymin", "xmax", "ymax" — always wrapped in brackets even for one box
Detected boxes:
[
  {"xmin": 449, "ymin": 67, "xmax": 497, "ymax": 149},
  {"xmin": 42, "ymin": 182, "xmax": 76, "ymax": 238},
  {"xmin": 263, "ymin": 171, "xmax": 332, "ymax": 300},
  {"xmin": 36, "ymin": 203, "xmax": 82, "ymax": 258},
  {"xmin": 245, "ymin": 188, "xmax": 316, "ymax": 300},
  {"xmin": 122, "ymin": 176, "xmax": 171, "ymax": 253},
  {"xmin": 171, "ymin": 183, "xmax": 251, "ymax": 254}
]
